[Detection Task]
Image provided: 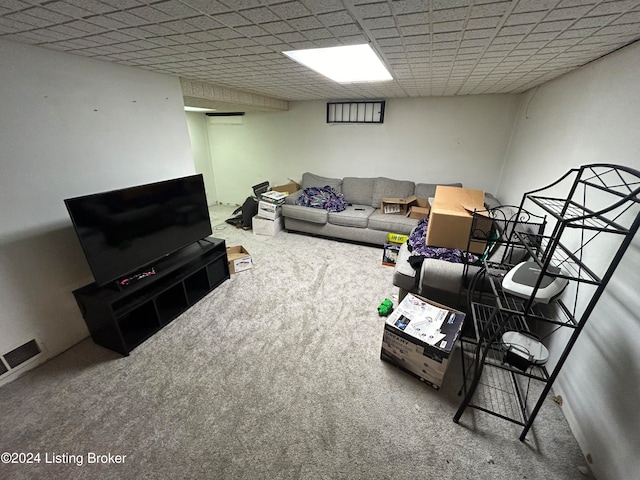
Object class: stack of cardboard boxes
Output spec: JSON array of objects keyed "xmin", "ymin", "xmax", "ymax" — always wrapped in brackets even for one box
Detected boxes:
[{"xmin": 252, "ymin": 181, "xmax": 300, "ymax": 236}]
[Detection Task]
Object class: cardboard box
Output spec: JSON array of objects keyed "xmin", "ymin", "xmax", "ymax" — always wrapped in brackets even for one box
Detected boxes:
[
  {"xmin": 382, "ymin": 233, "xmax": 408, "ymax": 267},
  {"xmin": 252, "ymin": 216, "xmax": 284, "ymax": 236},
  {"xmin": 380, "ymin": 294, "xmax": 466, "ymax": 389},
  {"xmin": 425, "ymin": 186, "xmax": 492, "ymax": 254},
  {"xmin": 226, "ymin": 245, "xmax": 252, "ymax": 274},
  {"xmin": 381, "ymin": 195, "xmax": 417, "ymax": 215},
  {"xmin": 272, "ymin": 181, "xmax": 301, "ymax": 195},
  {"xmin": 257, "ymin": 200, "xmax": 282, "ymax": 220},
  {"xmin": 408, "ymin": 198, "xmax": 430, "ymax": 220}
]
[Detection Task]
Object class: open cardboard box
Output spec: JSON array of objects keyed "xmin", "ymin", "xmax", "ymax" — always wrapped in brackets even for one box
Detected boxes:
[
  {"xmin": 381, "ymin": 195, "xmax": 417, "ymax": 215},
  {"xmin": 408, "ymin": 197, "xmax": 430, "ymax": 219},
  {"xmin": 226, "ymin": 245, "xmax": 253, "ymax": 274},
  {"xmin": 425, "ymin": 186, "xmax": 492, "ymax": 254},
  {"xmin": 271, "ymin": 181, "xmax": 301, "ymax": 195}
]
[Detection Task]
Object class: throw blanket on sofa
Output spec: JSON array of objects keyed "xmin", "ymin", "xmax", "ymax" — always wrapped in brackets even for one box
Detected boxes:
[
  {"xmin": 296, "ymin": 186, "xmax": 348, "ymax": 212},
  {"xmin": 408, "ymin": 217, "xmax": 478, "ymax": 265}
]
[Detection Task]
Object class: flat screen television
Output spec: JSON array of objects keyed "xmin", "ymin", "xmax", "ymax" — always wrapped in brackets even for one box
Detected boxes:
[{"xmin": 65, "ymin": 174, "xmax": 212, "ymax": 286}]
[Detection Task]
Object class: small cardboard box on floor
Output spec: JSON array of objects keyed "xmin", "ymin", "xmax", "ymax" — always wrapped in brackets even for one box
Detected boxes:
[
  {"xmin": 380, "ymin": 293, "xmax": 465, "ymax": 389},
  {"xmin": 425, "ymin": 186, "xmax": 492, "ymax": 254},
  {"xmin": 227, "ymin": 245, "xmax": 252, "ymax": 274}
]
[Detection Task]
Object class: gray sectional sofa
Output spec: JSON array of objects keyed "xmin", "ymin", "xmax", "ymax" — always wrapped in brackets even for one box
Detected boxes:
[{"xmin": 282, "ymin": 172, "xmax": 461, "ymax": 245}]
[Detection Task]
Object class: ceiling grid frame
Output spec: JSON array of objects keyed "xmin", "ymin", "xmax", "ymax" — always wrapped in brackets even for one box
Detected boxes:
[{"xmin": 0, "ymin": 0, "xmax": 639, "ymax": 111}]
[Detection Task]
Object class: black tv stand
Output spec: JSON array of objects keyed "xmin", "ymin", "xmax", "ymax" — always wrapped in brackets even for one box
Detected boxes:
[{"xmin": 73, "ymin": 237, "xmax": 229, "ymax": 355}]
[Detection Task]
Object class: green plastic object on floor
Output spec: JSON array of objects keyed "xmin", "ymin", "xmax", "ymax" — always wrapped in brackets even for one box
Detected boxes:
[{"xmin": 377, "ymin": 298, "xmax": 393, "ymax": 316}]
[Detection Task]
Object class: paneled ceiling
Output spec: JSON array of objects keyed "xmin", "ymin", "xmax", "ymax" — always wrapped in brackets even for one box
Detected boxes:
[{"xmin": 2, "ymin": 0, "xmax": 640, "ymax": 111}]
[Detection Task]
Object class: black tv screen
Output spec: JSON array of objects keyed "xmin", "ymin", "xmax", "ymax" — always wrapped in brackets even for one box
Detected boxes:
[{"xmin": 65, "ymin": 174, "xmax": 212, "ymax": 286}]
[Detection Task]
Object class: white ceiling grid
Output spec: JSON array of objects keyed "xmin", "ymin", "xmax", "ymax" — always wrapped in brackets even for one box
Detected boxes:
[{"xmin": 1, "ymin": 0, "xmax": 639, "ymax": 107}]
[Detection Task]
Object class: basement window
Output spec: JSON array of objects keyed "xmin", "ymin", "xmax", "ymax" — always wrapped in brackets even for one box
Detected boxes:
[{"xmin": 327, "ymin": 101, "xmax": 385, "ymax": 124}]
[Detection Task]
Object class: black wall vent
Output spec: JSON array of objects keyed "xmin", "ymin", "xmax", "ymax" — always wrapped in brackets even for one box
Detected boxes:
[
  {"xmin": 327, "ymin": 101, "xmax": 385, "ymax": 124},
  {"xmin": 205, "ymin": 112, "xmax": 245, "ymax": 116},
  {"xmin": 3, "ymin": 339, "xmax": 41, "ymax": 369}
]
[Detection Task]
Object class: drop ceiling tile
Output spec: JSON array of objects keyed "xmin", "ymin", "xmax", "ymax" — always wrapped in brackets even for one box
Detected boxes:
[
  {"xmin": 364, "ymin": 16, "xmax": 396, "ymax": 29},
  {"xmin": 277, "ymin": 31, "xmax": 307, "ymax": 43},
  {"xmin": 303, "ymin": 0, "xmax": 344, "ymax": 15},
  {"xmin": 432, "ymin": 7, "xmax": 469, "ymax": 22},
  {"xmin": 209, "ymin": 11, "xmax": 253, "ymax": 27},
  {"xmin": 317, "ymin": 10, "xmax": 356, "ymax": 26},
  {"xmin": 433, "ymin": 20, "xmax": 465, "ymax": 33},
  {"xmin": 433, "ymin": 31, "xmax": 461, "ymax": 42},
  {"xmin": 404, "ymin": 35, "xmax": 430, "ymax": 45},
  {"xmin": 261, "ymin": 20, "xmax": 294, "ymax": 34},
  {"xmin": 288, "ymin": 15, "xmax": 324, "ymax": 30},
  {"xmin": 152, "ymin": 0, "xmax": 202, "ymax": 19},
  {"xmin": 513, "ymin": 0, "xmax": 558, "ymax": 14},
  {"xmin": 100, "ymin": 0, "xmax": 145, "ymax": 8},
  {"xmin": 463, "ymin": 28, "xmax": 494, "ymax": 39},
  {"xmin": 505, "ymin": 11, "xmax": 550, "ymax": 26},
  {"xmin": 5, "ymin": 11, "xmax": 53, "ymax": 28},
  {"xmin": 395, "ymin": 12, "xmax": 430, "ymax": 26},
  {"xmin": 533, "ymin": 19, "xmax": 578, "ymax": 33},
  {"xmin": 499, "ymin": 24, "xmax": 535, "ymax": 36},
  {"xmin": 599, "ymin": 23, "xmax": 640, "ymax": 35},
  {"xmin": 27, "ymin": 6, "xmax": 76, "ymax": 23},
  {"xmin": 328, "ymin": 24, "xmax": 364, "ymax": 36},
  {"xmin": 400, "ymin": 23, "xmax": 430, "ymax": 35},
  {"xmin": 470, "ymin": 2, "xmax": 511, "ymax": 18},
  {"xmin": 139, "ymin": 23, "xmax": 180, "ymax": 36},
  {"xmin": 466, "ymin": 16, "xmax": 501, "ymax": 29},
  {"xmin": 269, "ymin": 2, "xmax": 311, "ymax": 19}
]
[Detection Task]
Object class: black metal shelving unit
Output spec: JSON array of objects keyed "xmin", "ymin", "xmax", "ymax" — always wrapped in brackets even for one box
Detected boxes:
[{"xmin": 454, "ymin": 164, "xmax": 640, "ymax": 441}]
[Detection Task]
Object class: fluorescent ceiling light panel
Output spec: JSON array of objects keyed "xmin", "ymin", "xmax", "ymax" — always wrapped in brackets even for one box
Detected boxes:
[
  {"xmin": 283, "ymin": 44, "xmax": 392, "ymax": 83},
  {"xmin": 184, "ymin": 106, "xmax": 216, "ymax": 112}
]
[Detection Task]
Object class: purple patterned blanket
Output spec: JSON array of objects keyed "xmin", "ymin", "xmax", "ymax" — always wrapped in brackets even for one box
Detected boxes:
[
  {"xmin": 408, "ymin": 217, "xmax": 478, "ymax": 264},
  {"xmin": 296, "ymin": 186, "xmax": 348, "ymax": 212}
]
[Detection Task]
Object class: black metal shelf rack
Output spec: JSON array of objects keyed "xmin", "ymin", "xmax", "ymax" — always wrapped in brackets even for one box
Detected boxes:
[{"xmin": 453, "ymin": 164, "xmax": 640, "ymax": 441}]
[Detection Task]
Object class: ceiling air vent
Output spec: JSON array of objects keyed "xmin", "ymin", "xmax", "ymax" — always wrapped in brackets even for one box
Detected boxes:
[{"xmin": 327, "ymin": 101, "xmax": 385, "ymax": 124}]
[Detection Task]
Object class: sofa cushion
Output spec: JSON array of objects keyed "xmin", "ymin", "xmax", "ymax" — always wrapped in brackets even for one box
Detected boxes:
[
  {"xmin": 342, "ymin": 177, "xmax": 375, "ymax": 206},
  {"xmin": 371, "ymin": 177, "xmax": 416, "ymax": 208},
  {"xmin": 415, "ymin": 182, "xmax": 463, "ymax": 199},
  {"xmin": 301, "ymin": 172, "xmax": 343, "ymax": 193},
  {"xmin": 328, "ymin": 205, "xmax": 374, "ymax": 228},
  {"xmin": 367, "ymin": 211, "xmax": 418, "ymax": 235},
  {"xmin": 281, "ymin": 204, "xmax": 328, "ymax": 224}
]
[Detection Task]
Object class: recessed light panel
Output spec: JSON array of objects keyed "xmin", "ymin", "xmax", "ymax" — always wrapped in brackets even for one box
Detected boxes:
[
  {"xmin": 184, "ymin": 106, "xmax": 217, "ymax": 112},
  {"xmin": 283, "ymin": 44, "xmax": 392, "ymax": 83}
]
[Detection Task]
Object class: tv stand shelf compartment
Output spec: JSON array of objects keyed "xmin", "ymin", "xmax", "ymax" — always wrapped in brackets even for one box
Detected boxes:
[
  {"xmin": 453, "ymin": 164, "xmax": 640, "ymax": 441},
  {"xmin": 73, "ymin": 237, "xmax": 229, "ymax": 355}
]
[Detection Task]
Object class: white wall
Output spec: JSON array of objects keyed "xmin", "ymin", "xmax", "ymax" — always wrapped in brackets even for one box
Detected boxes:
[
  {"xmin": 0, "ymin": 39, "xmax": 195, "ymax": 383},
  {"xmin": 186, "ymin": 112, "xmax": 217, "ymax": 204},
  {"xmin": 498, "ymin": 42, "xmax": 640, "ymax": 480},
  {"xmin": 207, "ymin": 95, "xmax": 522, "ymax": 205}
]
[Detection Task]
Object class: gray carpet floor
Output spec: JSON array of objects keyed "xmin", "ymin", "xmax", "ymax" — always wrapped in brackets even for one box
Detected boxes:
[{"xmin": 0, "ymin": 205, "xmax": 593, "ymax": 479}]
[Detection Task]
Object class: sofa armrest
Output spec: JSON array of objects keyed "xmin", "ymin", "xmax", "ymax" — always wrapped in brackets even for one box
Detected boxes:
[
  {"xmin": 392, "ymin": 242, "xmax": 418, "ymax": 290},
  {"xmin": 284, "ymin": 189, "xmax": 304, "ymax": 205}
]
